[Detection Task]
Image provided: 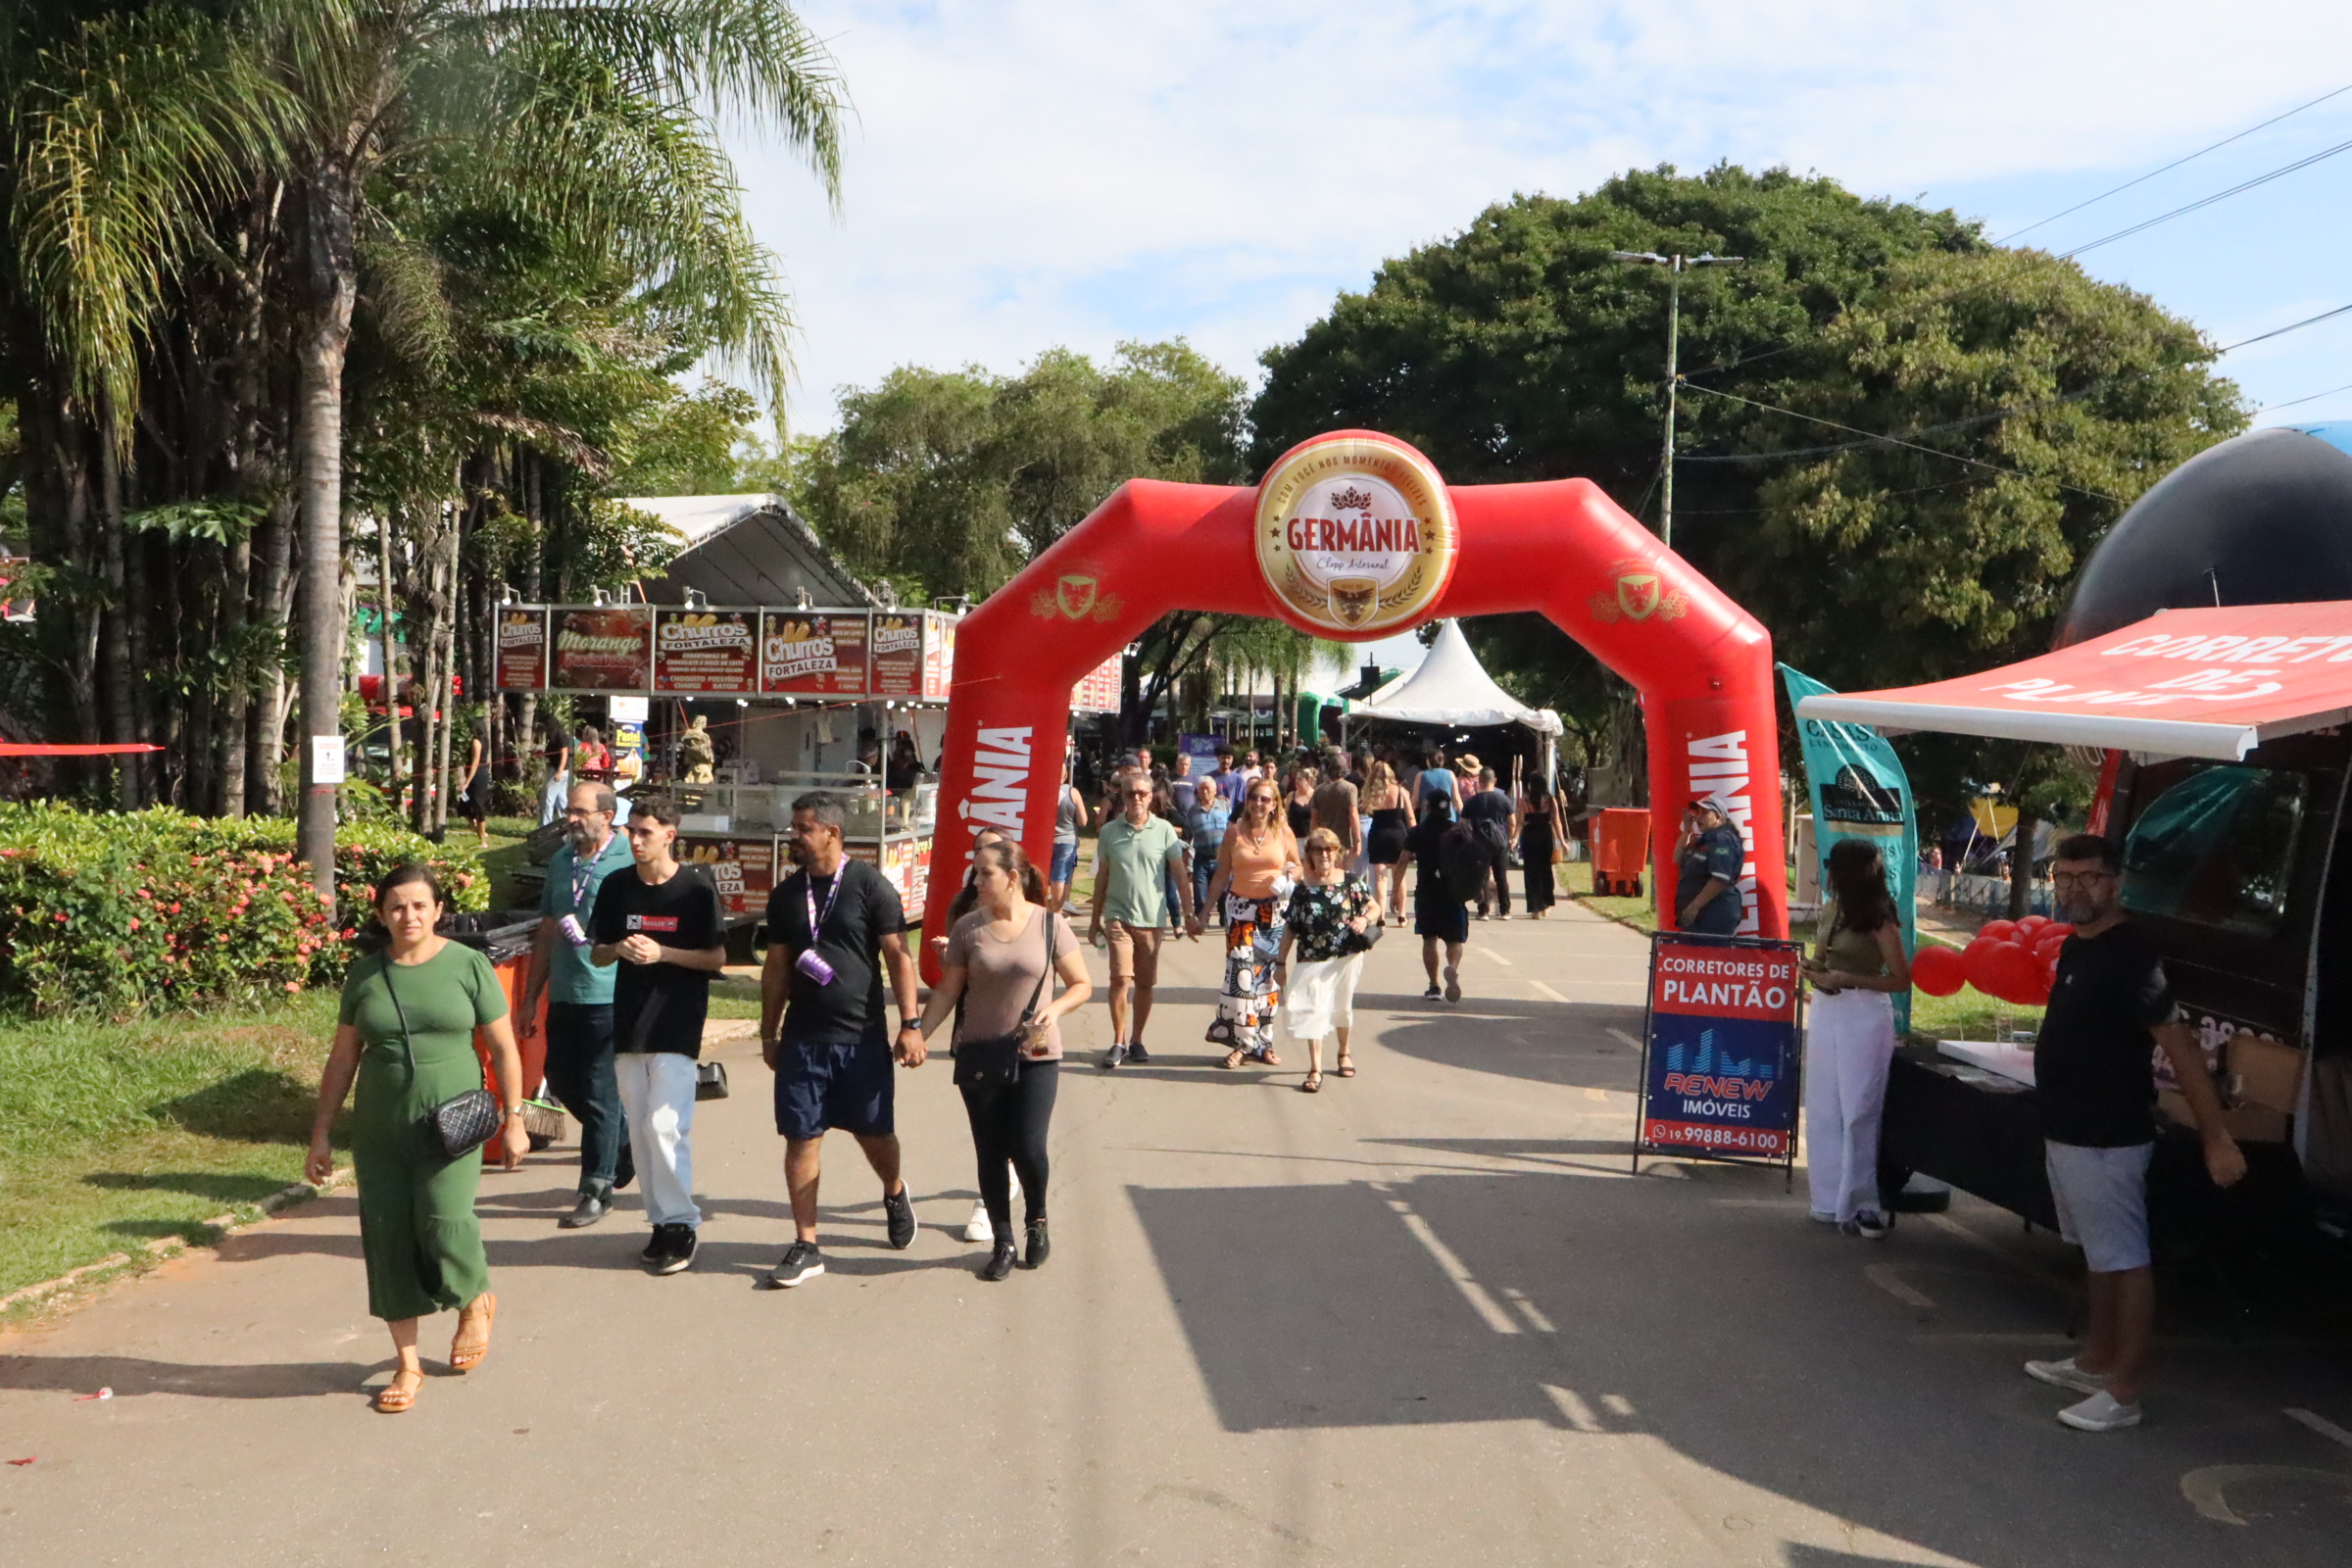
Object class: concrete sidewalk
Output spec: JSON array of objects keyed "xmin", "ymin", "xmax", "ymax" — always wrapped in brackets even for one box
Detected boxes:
[{"xmin": 3, "ymin": 902, "xmax": 2348, "ymax": 1566}]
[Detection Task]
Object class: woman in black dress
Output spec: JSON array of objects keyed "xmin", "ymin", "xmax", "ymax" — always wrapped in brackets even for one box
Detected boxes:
[
  {"xmin": 1361, "ymin": 760, "xmax": 1415, "ymax": 924},
  {"xmin": 1284, "ymin": 765, "xmax": 1317, "ymax": 840},
  {"xmin": 1519, "ymin": 772, "xmax": 1565, "ymax": 917}
]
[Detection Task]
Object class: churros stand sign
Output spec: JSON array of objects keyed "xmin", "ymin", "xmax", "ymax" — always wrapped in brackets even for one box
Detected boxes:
[
  {"xmin": 654, "ymin": 610, "xmax": 756, "ymax": 694},
  {"xmin": 1253, "ymin": 433, "xmax": 1457, "ymax": 635}
]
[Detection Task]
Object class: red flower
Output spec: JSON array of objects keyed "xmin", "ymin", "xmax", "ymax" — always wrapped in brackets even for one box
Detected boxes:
[{"xmin": 127, "ymin": 918, "xmax": 140, "ymax": 931}]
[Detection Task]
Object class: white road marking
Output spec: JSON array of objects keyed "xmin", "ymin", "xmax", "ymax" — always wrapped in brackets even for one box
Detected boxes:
[
  {"xmin": 1500, "ymin": 1286, "xmax": 1557, "ymax": 1333},
  {"xmin": 2286, "ymin": 1406, "xmax": 2352, "ymax": 1450},
  {"xmin": 1585, "ymin": 1087, "xmax": 1609, "ymax": 1102},
  {"xmin": 1544, "ymin": 1384, "xmax": 1603, "ymax": 1432},
  {"xmin": 1864, "ymin": 1263, "xmax": 1935, "ymax": 1309},
  {"xmin": 1921, "ymin": 1211, "xmax": 2071, "ymax": 1295},
  {"xmin": 1607, "ymin": 1026, "xmax": 1642, "ymax": 1050},
  {"xmin": 1386, "ymin": 1197, "xmax": 1519, "ymax": 1334},
  {"xmin": 1482, "ymin": 949, "xmax": 1516, "ymax": 966},
  {"xmin": 1600, "ymin": 1394, "xmax": 1636, "ymax": 1417},
  {"xmin": 1528, "ymin": 979, "xmax": 1568, "ymax": 1003}
]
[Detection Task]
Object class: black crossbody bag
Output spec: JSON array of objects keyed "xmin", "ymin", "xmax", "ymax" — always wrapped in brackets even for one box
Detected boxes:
[
  {"xmin": 952, "ymin": 909, "xmax": 1056, "ymax": 1089},
  {"xmin": 382, "ymin": 958, "xmax": 503, "ymax": 1161}
]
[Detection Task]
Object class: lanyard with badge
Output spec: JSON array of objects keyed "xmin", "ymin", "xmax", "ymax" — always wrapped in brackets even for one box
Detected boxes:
[
  {"xmin": 797, "ymin": 869, "xmax": 844, "ymax": 986},
  {"xmin": 557, "ymin": 832, "xmax": 612, "ymax": 950}
]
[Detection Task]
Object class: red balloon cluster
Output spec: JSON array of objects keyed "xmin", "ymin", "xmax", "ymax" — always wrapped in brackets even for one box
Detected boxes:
[{"xmin": 1910, "ymin": 914, "xmax": 2073, "ymax": 1004}]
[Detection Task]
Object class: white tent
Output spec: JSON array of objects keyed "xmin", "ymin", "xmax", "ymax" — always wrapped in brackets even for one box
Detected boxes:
[{"xmin": 1346, "ymin": 620, "xmax": 1562, "ymax": 735}]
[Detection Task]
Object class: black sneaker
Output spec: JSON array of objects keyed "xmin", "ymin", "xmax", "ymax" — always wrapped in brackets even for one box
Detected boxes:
[
  {"xmin": 1423, "ymin": 983, "xmax": 1443, "ymax": 1001},
  {"xmin": 1024, "ymin": 1218, "xmax": 1051, "ymax": 1270},
  {"xmin": 883, "ymin": 1185, "xmax": 917, "ymax": 1250},
  {"xmin": 639, "ymin": 1224, "xmax": 672, "ymax": 1265},
  {"xmin": 653, "ymin": 1225, "xmax": 697, "ymax": 1275},
  {"xmin": 1126, "ymin": 1043, "xmax": 1151, "ymax": 1065},
  {"xmin": 559, "ymin": 1193, "xmax": 610, "ymax": 1230},
  {"xmin": 979, "ymin": 1239, "xmax": 1017, "ymax": 1282},
  {"xmin": 768, "ymin": 1239, "xmax": 824, "ymax": 1287}
]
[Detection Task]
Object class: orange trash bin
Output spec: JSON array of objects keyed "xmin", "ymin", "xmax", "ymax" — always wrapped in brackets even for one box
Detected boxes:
[{"xmin": 1592, "ymin": 808, "xmax": 1650, "ymax": 898}]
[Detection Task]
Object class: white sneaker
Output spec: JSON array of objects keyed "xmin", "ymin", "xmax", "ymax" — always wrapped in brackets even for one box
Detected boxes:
[
  {"xmin": 1444, "ymin": 965, "xmax": 1462, "ymax": 1004},
  {"xmin": 963, "ymin": 1200, "xmax": 993, "ymax": 1244},
  {"xmin": 2025, "ymin": 1355, "xmax": 2108, "ymax": 1396},
  {"xmin": 2056, "ymin": 1390, "xmax": 2141, "ymax": 1432},
  {"xmin": 1808, "ymin": 1210, "xmax": 1839, "ymax": 1226}
]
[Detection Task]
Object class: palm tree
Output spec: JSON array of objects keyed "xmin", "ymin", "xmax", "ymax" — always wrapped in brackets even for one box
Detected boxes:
[{"xmin": 12, "ymin": 0, "xmax": 843, "ymax": 889}]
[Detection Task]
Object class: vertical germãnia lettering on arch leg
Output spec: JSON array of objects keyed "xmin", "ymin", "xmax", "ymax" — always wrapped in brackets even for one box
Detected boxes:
[{"xmin": 961, "ymin": 725, "xmax": 1035, "ymax": 835}]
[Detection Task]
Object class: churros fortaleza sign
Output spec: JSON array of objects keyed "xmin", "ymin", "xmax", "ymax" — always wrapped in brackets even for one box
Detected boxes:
[{"xmin": 1253, "ymin": 433, "xmax": 1457, "ymax": 635}]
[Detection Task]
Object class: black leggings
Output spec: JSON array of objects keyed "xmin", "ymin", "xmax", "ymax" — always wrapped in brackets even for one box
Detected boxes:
[{"xmin": 959, "ymin": 1060, "xmax": 1058, "ymax": 1231}]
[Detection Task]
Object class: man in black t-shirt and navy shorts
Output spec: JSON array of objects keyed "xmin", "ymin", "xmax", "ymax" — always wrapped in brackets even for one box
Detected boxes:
[
  {"xmin": 758, "ymin": 791, "xmax": 926, "ymax": 1287},
  {"xmin": 589, "ymin": 795, "xmax": 728, "ymax": 1275},
  {"xmin": 2022, "ymin": 833, "xmax": 2245, "ymax": 1432}
]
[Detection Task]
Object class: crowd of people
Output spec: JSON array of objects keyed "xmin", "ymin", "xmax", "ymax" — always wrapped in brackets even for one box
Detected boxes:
[{"xmin": 312, "ymin": 760, "xmax": 2250, "ymax": 1434}]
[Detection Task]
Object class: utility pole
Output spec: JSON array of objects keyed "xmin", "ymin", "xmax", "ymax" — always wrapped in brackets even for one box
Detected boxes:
[{"xmin": 1610, "ymin": 250, "xmax": 1742, "ymax": 549}]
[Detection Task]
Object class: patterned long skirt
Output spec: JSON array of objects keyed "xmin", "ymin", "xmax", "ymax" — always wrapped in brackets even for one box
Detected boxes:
[{"xmin": 1209, "ymin": 892, "xmax": 1285, "ymax": 1056}]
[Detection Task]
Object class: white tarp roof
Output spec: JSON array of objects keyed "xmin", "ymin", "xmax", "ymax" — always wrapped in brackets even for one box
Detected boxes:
[{"xmin": 1348, "ymin": 620, "xmax": 1563, "ymax": 735}]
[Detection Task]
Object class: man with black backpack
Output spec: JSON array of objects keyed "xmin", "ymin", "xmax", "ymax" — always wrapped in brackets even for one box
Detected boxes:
[{"xmin": 1403, "ymin": 797, "xmax": 1483, "ymax": 1004}]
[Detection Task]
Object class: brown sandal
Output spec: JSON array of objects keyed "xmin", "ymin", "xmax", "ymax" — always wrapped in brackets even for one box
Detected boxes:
[
  {"xmin": 450, "ymin": 1292, "xmax": 497, "ymax": 1373},
  {"xmin": 1336, "ymin": 1054, "xmax": 1356, "ymax": 1078},
  {"xmin": 374, "ymin": 1366, "xmax": 424, "ymax": 1414},
  {"xmin": 1219, "ymin": 1049, "xmax": 1245, "ymax": 1070},
  {"xmin": 1298, "ymin": 1071, "xmax": 1323, "ymax": 1093}
]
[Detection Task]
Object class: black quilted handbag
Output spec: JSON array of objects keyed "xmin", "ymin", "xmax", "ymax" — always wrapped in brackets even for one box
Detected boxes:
[{"xmin": 383, "ymin": 960, "xmax": 504, "ymax": 1161}]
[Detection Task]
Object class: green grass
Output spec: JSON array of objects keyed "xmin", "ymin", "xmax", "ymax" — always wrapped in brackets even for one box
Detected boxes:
[
  {"xmin": 0, "ymin": 993, "xmax": 341, "ymax": 1302},
  {"xmin": 1562, "ymin": 858, "xmax": 1659, "ymax": 931}
]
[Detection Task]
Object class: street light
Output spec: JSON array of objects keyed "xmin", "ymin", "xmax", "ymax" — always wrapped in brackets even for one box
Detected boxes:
[{"xmin": 1611, "ymin": 250, "xmax": 1743, "ymax": 548}]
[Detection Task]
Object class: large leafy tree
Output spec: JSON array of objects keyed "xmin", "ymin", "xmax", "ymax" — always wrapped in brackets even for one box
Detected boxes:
[
  {"xmin": 5, "ymin": 1, "xmax": 844, "ymax": 880},
  {"xmin": 1251, "ymin": 165, "xmax": 2245, "ymax": 799}
]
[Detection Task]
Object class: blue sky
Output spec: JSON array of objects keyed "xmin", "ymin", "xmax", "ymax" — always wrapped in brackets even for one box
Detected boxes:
[{"xmin": 728, "ymin": 1, "xmax": 2352, "ymax": 671}]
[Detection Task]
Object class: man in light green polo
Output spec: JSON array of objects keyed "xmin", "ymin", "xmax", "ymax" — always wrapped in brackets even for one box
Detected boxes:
[
  {"xmin": 523, "ymin": 780, "xmax": 640, "ymax": 1228},
  {"xmin": 1087, "ymin": 768, "xmax": 1198, "ymax": 1069}
]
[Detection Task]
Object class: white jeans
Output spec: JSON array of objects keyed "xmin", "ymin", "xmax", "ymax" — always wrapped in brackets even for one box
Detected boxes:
[
  {"xmin": 615, "ymin": 1052, "xmax": 702, "ymax": 1228},
  {"xmin": 1804, "ymin": 988, "xmax": 1895, "ymax": 1223}
]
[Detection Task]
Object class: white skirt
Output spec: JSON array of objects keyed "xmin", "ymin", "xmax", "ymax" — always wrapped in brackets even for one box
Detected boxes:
[{"xmin": 1282, "ymin": 953, "xmax": 1364, "ymax": 1041}]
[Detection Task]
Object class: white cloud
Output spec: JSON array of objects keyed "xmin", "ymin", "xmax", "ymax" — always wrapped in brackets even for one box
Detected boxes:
[{"xmin": 731, "ymin": 1, "xmax": 2352, "ymax": 429}]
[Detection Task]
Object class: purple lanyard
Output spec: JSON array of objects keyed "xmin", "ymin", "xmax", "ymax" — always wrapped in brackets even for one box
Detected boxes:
[
  {"xmin": 805, "ymin": 868, "xmax": 845, "ymax": 941},
  {"xmin": 570, "ymin": 833, "xmax": 612, "ymax": 912}
]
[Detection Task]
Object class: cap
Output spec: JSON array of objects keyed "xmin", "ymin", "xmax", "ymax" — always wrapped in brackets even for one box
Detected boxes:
[{"xmin": 1688, "ymin": 793, "xmax": 1733, "ymax": 816}]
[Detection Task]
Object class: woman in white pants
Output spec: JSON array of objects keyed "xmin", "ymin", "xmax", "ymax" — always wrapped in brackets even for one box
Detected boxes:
[
  {"xmin": 1276, "ymin": 829, "xmax": 1377, "ymax": 1091},
  {"xmin": 1800, "ymin": 838, "xmax": 1912, "ymax": 1239}
]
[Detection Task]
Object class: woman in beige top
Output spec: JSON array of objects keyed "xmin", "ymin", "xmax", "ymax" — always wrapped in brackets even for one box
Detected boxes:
[
  {"xmin": 917, "ymin": 840, "xmax": 1092, "ymax": 1281},
  {"xmin": 1204, "ymin": 775, "xmax": 1301, "ymax": 1067},
  {"xmin": 1799, "ymin": 838, "xmax": 1913, "ymax": 1240}
]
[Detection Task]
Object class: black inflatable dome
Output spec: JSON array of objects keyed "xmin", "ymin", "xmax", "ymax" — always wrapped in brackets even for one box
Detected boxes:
[{"xmin": 2055, "ymin": 423, "xmax": 2352, "ymax": 648}]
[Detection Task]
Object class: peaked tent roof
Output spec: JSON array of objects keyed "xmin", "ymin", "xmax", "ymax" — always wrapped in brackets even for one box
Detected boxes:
[
  {"xmin": 625, "ymin": 494, "xmax": 874, "ymax": 608},
  {"xmin": 1348, "ymin": 620, "xmax": 1562, "ymax": 735}
]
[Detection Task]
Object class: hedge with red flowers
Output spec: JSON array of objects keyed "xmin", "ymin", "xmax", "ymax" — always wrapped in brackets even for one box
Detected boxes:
[{"xmin": 0, "ymin": 806, "xmax": 487, "ymax": 1015}]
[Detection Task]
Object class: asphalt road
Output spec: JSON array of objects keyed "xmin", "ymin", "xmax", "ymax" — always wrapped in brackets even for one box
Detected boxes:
[{"xmin": 4, "ymin": 902, "xmax": 2350, "ymax": 1566}]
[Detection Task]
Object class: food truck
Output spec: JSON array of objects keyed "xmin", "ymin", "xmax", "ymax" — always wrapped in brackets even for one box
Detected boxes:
[
  {"xmin": 1797, "ymin": 423, "xmax": 2352, "ymax": 1250},
  {"xmin": 494, "ymin": 494, "xmax": 1124, "ymax": 935}
]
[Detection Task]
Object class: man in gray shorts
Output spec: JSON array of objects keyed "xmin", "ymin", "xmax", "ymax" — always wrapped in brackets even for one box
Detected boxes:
[{"xmin": 2023, "ymin": 834, "xmax": 2245, "ymax": 1431}]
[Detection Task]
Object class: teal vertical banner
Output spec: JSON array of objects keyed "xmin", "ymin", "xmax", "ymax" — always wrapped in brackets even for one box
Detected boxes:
[{"xmin": 1779, "ymin": 664, "xmax": 1917, "ymax": 1034}]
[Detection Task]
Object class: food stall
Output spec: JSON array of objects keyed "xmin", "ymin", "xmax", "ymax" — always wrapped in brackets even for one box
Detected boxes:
[
  {"xmin": 1794, "ymin": 423, "xmax": 2352, "ymax": 1251},
  {"xmin": 497, "ymin": 598, "xmax": 1124, "ymax": 932}
]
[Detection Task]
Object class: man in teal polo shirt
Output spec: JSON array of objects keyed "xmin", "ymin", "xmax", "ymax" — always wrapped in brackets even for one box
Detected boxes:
[
  {"xmin": 1087, "ymin": 768, "xmax": 1199, "ymax": 1068},
  {"xmin": 524, "ymin": 780, "xmax": 639, "ymax": 1227}
]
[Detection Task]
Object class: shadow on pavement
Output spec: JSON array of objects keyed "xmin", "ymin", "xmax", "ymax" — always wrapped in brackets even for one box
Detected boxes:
[
  {"xmin": 82, "ymin": 1169, "xmax": 298, "ymax": 1203},
  {"xmin": 1127, "ymin": 1161, "xmax": 2352, "ymax": 1567},
  {"xmin": 1374, "ymin": 1011, "xmax": 1643, "ymax": 1091},
  {"xmin": 0, "ymin": 1352, "xmax": 368, "ymax": 1399}
]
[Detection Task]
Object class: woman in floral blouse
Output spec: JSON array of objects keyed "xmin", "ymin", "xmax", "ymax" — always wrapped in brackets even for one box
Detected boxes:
[{"xmin": 1276, "ymin": 828, "xmax": 1377, "ymax": 1092}]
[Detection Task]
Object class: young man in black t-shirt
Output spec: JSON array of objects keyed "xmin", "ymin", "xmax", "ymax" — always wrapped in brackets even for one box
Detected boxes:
[
  {"xmin": 757, "ymin": 791, "xmax": 925, "ymax": 1287},
  {"xmin": 590, "ymin": 796, "xmax": 727, "ymax": 1274},
  {"xmin": 2022, "ymin": 833, "xmax": 2245, "ymax": 1432}
]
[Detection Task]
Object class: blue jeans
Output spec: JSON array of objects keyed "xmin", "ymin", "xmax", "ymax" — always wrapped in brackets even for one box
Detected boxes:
[{"xmin": 544, "ymin": 1002, "xmax": 630, "ymax": 1198}]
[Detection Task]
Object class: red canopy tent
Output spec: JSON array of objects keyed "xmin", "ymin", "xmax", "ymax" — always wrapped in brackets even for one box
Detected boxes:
[
  {"xmin": 1793, "ymin": 602, "xmax": 2352, "ymax": 760},
  {"xmin": 0, "ymin": 743, "xmax": 164, "ymax": 756}
]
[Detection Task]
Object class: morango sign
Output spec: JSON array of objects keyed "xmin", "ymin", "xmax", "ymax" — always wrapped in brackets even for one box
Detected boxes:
[{"xmin": 1638, "ymin": 936, "xmax": 1802, "ymax": 1160}]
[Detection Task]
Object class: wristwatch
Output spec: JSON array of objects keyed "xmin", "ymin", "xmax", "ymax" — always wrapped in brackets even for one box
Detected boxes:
[{"xmin": 900, "ymin": 1016, "xmax": 923, "ymax": 1033}]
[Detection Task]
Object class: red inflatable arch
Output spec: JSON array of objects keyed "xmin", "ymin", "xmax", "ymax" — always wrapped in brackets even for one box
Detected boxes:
[{"xmin": 920, "ymin": 431, "xmax": 1784, "ymax": 979}]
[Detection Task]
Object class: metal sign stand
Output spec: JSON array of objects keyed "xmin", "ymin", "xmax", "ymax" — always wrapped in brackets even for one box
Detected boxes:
[{"xmin": 1631, "ymin": 930, "xmax": 1806, "ymax": 1192}]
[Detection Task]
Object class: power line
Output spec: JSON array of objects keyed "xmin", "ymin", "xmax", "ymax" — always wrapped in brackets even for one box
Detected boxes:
[
  {"xmin": 2260, "ymin": 380, "xmax": 2352, "ymax": 414},
  {"xmin": 2059, "ymin": 133, "xmax": 2352, "ymax": 259},
  {"xmin": 1680, "ymin": 299, "xmax": 2352, "ymax": 464},
  {"xmin": 1676, "ymin": 382, "xmax": 2123, "ymax": 502},
  {"xmin": 1998, "ymin": 83, "xmax": 2352, "ymax": 244}
]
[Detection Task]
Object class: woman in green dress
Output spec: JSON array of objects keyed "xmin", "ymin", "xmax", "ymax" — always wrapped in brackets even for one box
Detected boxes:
[{"xmin": 307, "ymin": 864, "xmax": 529, "ymax": 1413}]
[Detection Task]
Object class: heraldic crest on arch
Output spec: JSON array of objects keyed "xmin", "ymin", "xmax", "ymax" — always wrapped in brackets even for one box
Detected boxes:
[{"xmin": 922, "ymin": 429, "xmax": 1784, "ymax": 977}]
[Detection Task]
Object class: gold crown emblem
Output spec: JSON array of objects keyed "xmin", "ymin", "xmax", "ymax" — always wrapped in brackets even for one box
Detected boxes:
[{"xmin": 1328, "ymin": 485, "xmax": 1374, "ymax": 513}]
